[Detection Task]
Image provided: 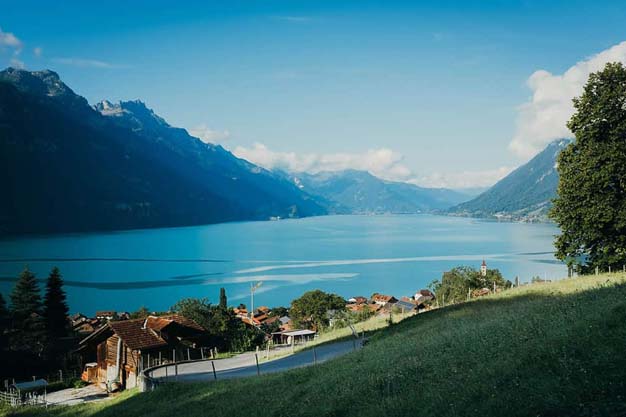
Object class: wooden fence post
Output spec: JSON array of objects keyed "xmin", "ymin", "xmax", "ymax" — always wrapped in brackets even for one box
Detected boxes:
[
  {"xmin": 211, "ymin": 361, "xmax": 217, "ymax": 380},
  {"xmin": 255, "ymin": 354, "xmax": 260, "ymax": 376},
  {"xmin": 313, "ymin": 346, "xmax": 317, "ymax": 365}
]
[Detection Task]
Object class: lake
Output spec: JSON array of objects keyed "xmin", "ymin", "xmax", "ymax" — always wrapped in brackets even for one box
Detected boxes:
[{"xmin": 0, "ymin": 215, "xmax": 566, "ymax": 315}]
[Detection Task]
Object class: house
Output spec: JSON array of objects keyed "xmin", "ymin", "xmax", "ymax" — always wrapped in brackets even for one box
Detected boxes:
[
  {"xmin": 77, "ymin": 314, "xmax": 207, "ymax": 390},
  {"xmin": 271, "ymin": 329, "xmax": 316, "ymax": 345},
  {"xmin": 95, "ymin": 311, "xmax": 117, "ymax": 321},
  {"xmin": 70, "ymin": 313, "xmax": 88, "ymax": 326},
  {"xmin": 348, "ymin": 296, "xmax": 368, "ymax": 305},
  {"xmin": 233, "ymin": 307, "xmax": 248, "ymax": 319},
  {"xmin": 73, "ymin": 319, "xmax": 101, "ymax": 337},
  {"xmin": 414, "ymin": 289, "xmax": 435, "ymax": 305},
  {"xmin": 371, "ymin": 293, "xmax": 398, "ymax": 306},
  {"xmin": 393, "ymin": 298, "xmax": 418, "ymax": 313},
  {"xmin": 278, "ymin": 316, "xmax": 292, "ymax": 331}
]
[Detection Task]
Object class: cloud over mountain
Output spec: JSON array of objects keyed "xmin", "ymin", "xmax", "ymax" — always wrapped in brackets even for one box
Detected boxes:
[
  {"xmin": 510, "ymin": 41, "xmax": 626, "ymax": 158},
  {"xmin": 233, "ymin": 143, "xmax": 411, "ymax": 181}
]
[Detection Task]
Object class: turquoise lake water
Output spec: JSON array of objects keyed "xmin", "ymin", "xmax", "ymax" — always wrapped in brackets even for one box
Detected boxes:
[{"xmin": 0, "ymin": 215, "xmax": 566, "ymax": 315}]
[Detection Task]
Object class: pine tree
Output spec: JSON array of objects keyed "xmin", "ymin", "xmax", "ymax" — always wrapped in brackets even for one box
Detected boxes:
[
  {"xmin": 0, "ymin": 293, "xmax": 7, "ymax": 351},
  {"xmin": 11, "ymin": 268, "xmax": 42, "ymax": 325},
  {"xmin": 10, "ymin": 268, "xmax": 44, "ymax": 354},
  {"xmin": 43, "ymin": 267, "xmax": 69, "ymax": 341},
  {"xmin": 219, "ymin": 287, "xmax": 227, "ymax": 310}
]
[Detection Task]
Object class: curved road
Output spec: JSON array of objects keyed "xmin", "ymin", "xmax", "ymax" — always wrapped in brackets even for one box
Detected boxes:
[{"xmin": 148, "ymin": 339, "xmax": 361, "ymax": 382}]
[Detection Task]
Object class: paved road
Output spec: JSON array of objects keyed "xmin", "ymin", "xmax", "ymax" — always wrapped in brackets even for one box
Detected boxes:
[
  {"xmin": 45, "ymin": 384, "xmax": 111, "ymax": 406},
  {"xmin": 148, "ymin": 339, "xmax": 361, "ymax": 382}
]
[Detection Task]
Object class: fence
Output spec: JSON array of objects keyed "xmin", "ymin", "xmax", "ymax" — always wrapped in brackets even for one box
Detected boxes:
[
  {"xmin": 2, "ymin": 369, "xmax": 79, "ymax": 392},
  {"xmin": 0, "ymin": 385, "xmax": 48, "ymax": 408},
  {"xmin": 140, "ymin": 336, "xmax": 365, "ymax": 392}
]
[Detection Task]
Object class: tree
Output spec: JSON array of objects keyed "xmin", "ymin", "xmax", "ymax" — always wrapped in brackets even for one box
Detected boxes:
[
  {"xmin": 430, "ymin": 266, "xmax": 510, "ymax": 304},
  {"xmin": 0, "ymin": 293, "xmax": 7, "ymax": 351},
  {"xmin": 268, "ymin": 306, "xmax": 289, "ymax": 318},
  {"xmin": 551, "ymin": 62, "xmax": 626, "ymax": 272},
  {"xmin": 290, "ymin": 290, "xmax": 346, "ymax": 330},
  {"xmin": 10, "ymin": 268, "xmax": 44, "ymax": 354},
  {"xmin": 130, "ymin": 306, "xmax": 151, "ymax": 319},
  {"xmin": 219, "ymin": 288, "xmax": 227, "ymax": 310},
  {"xmin": 43, "ymin": 267, "xmax": 69, "ymax": 341},
  {"xmin": 170, "ymin": 297, "xmax": 264, "ymax": 352},
  {"xmin": 171, "ymin": 298, "xmax": 213, "ymax": 330}
]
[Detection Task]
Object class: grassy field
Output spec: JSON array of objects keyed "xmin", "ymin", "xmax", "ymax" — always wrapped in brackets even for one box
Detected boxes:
[{"xmin": 6, "ymin": 273, "xmax": 626, "ymax": 417}]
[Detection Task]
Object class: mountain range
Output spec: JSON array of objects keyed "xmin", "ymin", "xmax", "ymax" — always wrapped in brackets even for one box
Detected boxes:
[
  {"xmin": 0, "ymin": 68, "xmax": 475, "ymax": 235},
  {"xmin": 0, "ymin": 68, "xmax": 328, "ymax": 234},
  {"xmin": 284, "ymin": 170, "xmax": 471, "ymax": 214},
  {"xmin": 448, "ymin": 139, "xmax": 571, "ymax": 221}
]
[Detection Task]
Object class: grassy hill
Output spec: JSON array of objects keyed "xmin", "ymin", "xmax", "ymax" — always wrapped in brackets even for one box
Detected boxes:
[{"xmin": 6, "ymin": 273, "xmax": 626, "ymax": 417}]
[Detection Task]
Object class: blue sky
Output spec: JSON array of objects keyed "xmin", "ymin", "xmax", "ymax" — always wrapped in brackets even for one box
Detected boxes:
[{"xmin": 2, "ymin": 0, "xmax": 626, "ymax": 188}]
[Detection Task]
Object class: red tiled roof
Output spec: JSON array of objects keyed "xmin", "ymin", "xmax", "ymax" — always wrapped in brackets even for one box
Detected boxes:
[{"xmin": 372, "ymin": 294, "xmax": 396, "ymax": 303}]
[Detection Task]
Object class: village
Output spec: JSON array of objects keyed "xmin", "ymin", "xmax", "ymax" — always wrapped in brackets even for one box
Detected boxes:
[{"xmin": 0, "ymin": 260, "xmax": 511, "ymax": 408}]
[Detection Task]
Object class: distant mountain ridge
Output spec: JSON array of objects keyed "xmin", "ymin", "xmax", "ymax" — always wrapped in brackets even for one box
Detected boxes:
[
  {"xmin": 283, "ymin": 169, "xmax": 471, "ymax": 214},
  {"xmin": 449, "ymin": 139, "xmax": 571, "ymax": 221},
  {"xmin": 0, "ymin": 67, "xmax": 326, "ymax": 235}
]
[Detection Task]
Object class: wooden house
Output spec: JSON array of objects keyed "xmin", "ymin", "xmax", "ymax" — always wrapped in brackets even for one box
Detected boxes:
[{"xmin": 77, "ymin": 315, "xmax": 206, "ymax": 390}]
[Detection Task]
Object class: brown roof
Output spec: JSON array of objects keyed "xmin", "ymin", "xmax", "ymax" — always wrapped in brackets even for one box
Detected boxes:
[
  {"xmin": 107, "ymin": 315, "xmax": 205, "ymax": 350},
  {"xmin": 158, "ymin": 314, "xmax": 205, "ymax": 332},
  {"xmin": 109, "ymin": 319, "xmax": 167, "ymax": 351},
  {"xmin": 372, "ymin": 294, "xmax": 397, "ymax": 303}
]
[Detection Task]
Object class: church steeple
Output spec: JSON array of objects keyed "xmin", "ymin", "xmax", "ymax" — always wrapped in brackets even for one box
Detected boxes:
[{"xmin": 480, "ymin": 259, "xmax": 487, "ymax": 276}]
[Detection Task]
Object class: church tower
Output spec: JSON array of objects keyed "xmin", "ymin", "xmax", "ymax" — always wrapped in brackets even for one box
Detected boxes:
[{"xmin": 480, "ymin": 259, "xmax": 487, "ymax": 277}]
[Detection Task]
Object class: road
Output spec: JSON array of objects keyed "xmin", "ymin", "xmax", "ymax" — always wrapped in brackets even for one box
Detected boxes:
[{"xmin": 148, "ymin": 339, "xmax": 361, "ymax": 382}]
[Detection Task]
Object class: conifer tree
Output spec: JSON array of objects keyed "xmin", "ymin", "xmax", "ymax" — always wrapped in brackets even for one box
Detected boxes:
[
  {"xmin": 10, "ymin": 268, "xmax": 44, "ymax": 354},
  {"xmin": 43, "ymin": 267, "xmax": 69, "ymax": 341},
  {"xmin": 0, "ymin": 293, "xmax": 7, "ymax": 351},
  {"xmin": 219, "ymin": 287, "xmax": 228, "ymax": 310}
]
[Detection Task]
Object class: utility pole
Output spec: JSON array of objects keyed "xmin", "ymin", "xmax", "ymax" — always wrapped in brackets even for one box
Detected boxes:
[{"xmin": 250, "ymin": 281, "xmax": 263, "ymax": 320}]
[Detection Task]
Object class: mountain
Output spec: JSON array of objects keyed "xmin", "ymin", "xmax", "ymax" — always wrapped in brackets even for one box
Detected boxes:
[
  {"xmin": 449, "ymin": 139, "xmax": 571, "ymax": 221},
  {"xmin": 284, "ymin": 170, "xmax": 471, "ymax": 214},
  {"xmin": 0, "ymin": 68, "xmax": 326, "ymax": 235}
]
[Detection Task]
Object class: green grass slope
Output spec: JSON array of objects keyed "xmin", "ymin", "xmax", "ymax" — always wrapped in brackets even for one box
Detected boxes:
[{"xmin": 8, "ymin": 274, "xmax": 626, "ymax": 417}]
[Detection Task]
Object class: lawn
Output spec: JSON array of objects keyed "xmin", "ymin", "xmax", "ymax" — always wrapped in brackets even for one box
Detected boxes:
[{"xmin": 7, "ymin": 273, "xmax": 626, "ymax": 417}]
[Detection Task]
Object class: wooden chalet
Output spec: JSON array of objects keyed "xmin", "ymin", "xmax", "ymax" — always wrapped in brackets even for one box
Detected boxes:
[{"xmin": 77, "ymin": 315, "xmax": 206, "ymax": 390}]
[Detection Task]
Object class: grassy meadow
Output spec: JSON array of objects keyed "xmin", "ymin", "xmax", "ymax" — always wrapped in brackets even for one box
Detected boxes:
[{"xmin": 6, "ymin": 273, "xmax": 626, "ymax": 417}]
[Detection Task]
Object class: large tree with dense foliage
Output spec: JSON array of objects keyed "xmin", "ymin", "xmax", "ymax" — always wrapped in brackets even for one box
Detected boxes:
[
  {"xmin": 171, "ymin": 296, "xmax": 264, "ymax": 352},
  {"xmin": 10, "ymin": 268, "xmax": 45, "ymax": 354},
  {"xmin": 429, "ymin": 266, "xmax": 510, "ymax": 305},
  {"xmin": 551, "ymin": 62, "xmax": 626, "ymax": 272},
  {"xmin": 290, "ymin": 290, "xmax": 346, "ymax": 330}
]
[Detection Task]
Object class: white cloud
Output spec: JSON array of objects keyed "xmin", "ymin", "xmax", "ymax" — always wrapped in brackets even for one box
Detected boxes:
[
  {"xmin": 9, "ymin": 57, "xmax": 25, "ymax": 69},
  {"xmin": 510, "ymin": 41, "xmax": 626, "ymax": 158},
  {"xmin": 233, "ymin": 143, "xmax": 513, "ymax": 188},
  {"xmin": 188, "ymin": 125, "xmax": 231, "ymax": 144},
  {"xmin": 33, "ymin": 46, "xmax": 43, "ymax": 57},
  {"xmin": 409, "ymin": 166, "xmax": 514, "ymax": 189},
  {"xmin": 233, "ymin": 143, "xmax": 412, "ymax": 181},
  {"xmin": 51, "ymin": 57, "xmax": 128, "ymax": 69},
  {"xmin": 0, "ymin": 27, "xmax": 22, "ymax": 50},
  {"xmin": 273, "ymin": 15, "xmax": 313, "ymax": 23}
]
